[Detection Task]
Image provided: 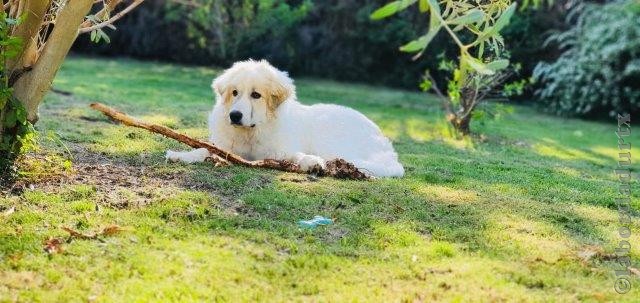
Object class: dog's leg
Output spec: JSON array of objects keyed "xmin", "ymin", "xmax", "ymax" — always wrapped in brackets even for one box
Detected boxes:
[
  {"xmin": 166, "ymin": 148, "xmax": 211, "ymax": 164},
  {"xmin": 292, "ymin": 152, "xmax": 326, "ymax": 172}
]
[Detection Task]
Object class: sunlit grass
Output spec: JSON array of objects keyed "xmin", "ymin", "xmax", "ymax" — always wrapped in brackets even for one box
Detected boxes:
[
  {"xmin": 1, "ymin": 56, "xmax": 638, "ymax": 302},
  {"xmin": 416, "ymin": 184, "xmax": 478, "ymax": 205},
  {"xmin": 533, "ymin": 138, "xmax": 609, "ymax": 165},
  {"xmin": 485, "ymin": 213, "xmax": 574, "ymax": 262}
]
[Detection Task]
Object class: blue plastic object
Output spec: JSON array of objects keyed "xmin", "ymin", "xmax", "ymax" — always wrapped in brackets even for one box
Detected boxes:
[{"xmin": 298, "ymin": 215, "xmax": 333, "ymax": 229}]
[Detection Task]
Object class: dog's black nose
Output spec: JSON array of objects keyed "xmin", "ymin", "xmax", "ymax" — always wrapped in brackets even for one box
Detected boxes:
[{"xmin": 229, "ymin": 111, "xmax": 243, "ymax": 124}]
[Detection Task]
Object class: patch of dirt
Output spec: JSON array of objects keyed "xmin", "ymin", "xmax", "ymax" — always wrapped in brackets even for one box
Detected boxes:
[
  {"xmin": 4, "ymin": 144, "xmax": 185, "ymax": 208},
  {"xmin": 4, "ymin": 143, "xmax": 272, "ymax": 217},
  {"xmin": 0, "ymin": 271, "xmax": 43, "ymax": 289},
  {"xmin": 577, "ymin": 245, "xmax": 618, "ymax": 263}
]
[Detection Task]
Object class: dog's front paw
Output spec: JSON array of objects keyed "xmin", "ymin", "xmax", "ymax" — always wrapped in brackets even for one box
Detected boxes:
[
  {"xmin": 165, "ymin": 148, "xmax": 210, "ymax": 164},
  {"xmin": 294, "ymin": 153, "xmax": 326, "ymax": 172},
  {"xmin": 165, "ymin": 150, "xmax": 181, "ymax": 162}
]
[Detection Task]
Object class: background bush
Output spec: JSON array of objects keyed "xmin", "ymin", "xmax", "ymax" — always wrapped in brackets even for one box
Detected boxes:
[
  {"xmin": 73, "ymin": 0, "xmax": 459, "ymax": 89},
  {"xmin": 532, "ymin": 0, "xmax": 640, "ymax": 117}
]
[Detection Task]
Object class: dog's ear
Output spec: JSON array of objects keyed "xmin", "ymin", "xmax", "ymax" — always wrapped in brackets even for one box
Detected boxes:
[
  {"xmin": 212, "ymin": 69, "xmax": 236, "ymax": 104},
  {"xmin": 267, "ymin": 69, "xmax": 295, "ymax": 111},
  {"xmin": 211, "ymin": 72, "xmax": 228, "ymax": 96}
]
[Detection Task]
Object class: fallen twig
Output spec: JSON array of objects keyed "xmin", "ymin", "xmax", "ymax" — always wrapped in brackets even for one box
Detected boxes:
[
  {"xmin": 62, "ymin": 224, "xmax": 129, "ymax": 240},
  {"xmin": 90, "ymin": 103, "xmax": 370, "ymax": 180},
  {"xmin": 62, "ymin": 226, "xmax": 97, "ymax": 239},
  {"xmin": 51, "ymin": 87, "xmax": 73, "ymax": 96}
]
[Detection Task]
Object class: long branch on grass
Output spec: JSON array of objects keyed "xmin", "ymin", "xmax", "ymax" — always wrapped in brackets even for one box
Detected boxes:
[{"xmin": 90, "ymin": 103, "xmax": 370, "ymax": 180}]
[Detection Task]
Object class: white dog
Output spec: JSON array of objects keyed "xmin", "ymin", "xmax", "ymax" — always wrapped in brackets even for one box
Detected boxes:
[{"xmin": 166, "ymin": 60, "xmax": 404, "ymax": 177}]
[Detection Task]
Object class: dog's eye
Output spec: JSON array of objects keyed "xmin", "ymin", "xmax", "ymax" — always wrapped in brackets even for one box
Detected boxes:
[
  {"xmin": 251, "ymin": 92, "xmax": 261, "ymax": 99},
  {"xmin": 232, "ymin": 90, "xmax": 238, "ymax": 97}
]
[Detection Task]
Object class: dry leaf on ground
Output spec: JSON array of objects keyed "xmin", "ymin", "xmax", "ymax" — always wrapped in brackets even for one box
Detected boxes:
[
  {"xmin": 100, "ymin": 224, "xmax": 128, "ymax": 236},
  {"xmin": 43, "ymin": 238, "xmax": 65, "ymax": 255}
]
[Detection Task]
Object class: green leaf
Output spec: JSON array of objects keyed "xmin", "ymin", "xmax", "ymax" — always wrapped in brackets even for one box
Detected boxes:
[
  {"xmin": 418, "ymin": 0, "xmax": 429, "ymax": 12},
  {"xmin": 486, "ymin": 59, "xmax": 509, "ymax": 71},
  {"xmin": 463, "ymin": 55, "xmax": 494, "ymax": 75},
  {"xmin": 426, "ymin": 0, "xmax": 440, "ymax": 15},
  {"xmin": 475, "ymin": 3, "xmax": 517, "ymax": 46},
  {"xmin": 86, "ymin": 15, "xmax": 99, "ymax": 23},
  {"xmin": 399, "ymin": 25, "xmax": 441, "ymax": 52},
  {"xmin": 3, "ymin": 110, "xmax": 16, "ymax": 128},
  {"xmin": 419, "ymin": 78, "xmax": 432, "ymax": 91},
  {"xmin": 3, "ymin": 48, "xmax": 19, "ymax": 58},
  {"xmin": 90, "ymin": 30, "xmax": 97, "ymax": 42},
  {"xmin": 370, "ymin": 0, "xmax": 417, "ymax": 20},
  {"xmin": 448, "ymin": 9, "xmax": 483, "ymax": 25},
  {"xmin": 99, "ymin": 30, "xmax": 111, "ymax": 44},
  {"xmin": 5, "ymin": 36, "xmax": 22, "ymax": 47},
  {"xmin": 427, "ymin": 0, "xmax": 441, "ymax": 29},
  {"xmin": 5, "ymin": 18, "xmax": 19, "ymax": 26},
  {"xmin": 15, "ymin": 106, "xmax": 27, "ymax": 124},
  {"xmin": 492, "ymin": 3, "xmax": 517, "ymax": 33}
]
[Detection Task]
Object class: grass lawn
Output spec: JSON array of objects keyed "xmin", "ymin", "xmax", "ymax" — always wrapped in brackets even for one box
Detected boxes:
[{"xmin": 1, "ymin": 56, "xmax": 638, "ymax": 302}]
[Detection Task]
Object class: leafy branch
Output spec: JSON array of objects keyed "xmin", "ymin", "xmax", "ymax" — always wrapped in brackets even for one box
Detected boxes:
[{"xmin": 371, "ymin": 0, "xmax": 518, "ymax": 135}]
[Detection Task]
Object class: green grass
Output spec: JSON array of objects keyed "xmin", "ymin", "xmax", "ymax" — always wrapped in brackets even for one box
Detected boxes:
[{"xmin": 1, "ymin": 56, "xmax": 638, "ymax": 302}]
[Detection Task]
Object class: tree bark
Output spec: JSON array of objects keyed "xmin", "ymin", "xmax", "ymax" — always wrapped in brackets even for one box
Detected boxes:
[
  {"xmin": 12, "ymin": 0, "xmax": 94, "ymax": 123},
  {"xmin": 450, "ymin": 116, "xmax": 471, "ymax": 136},
  {"xmin": 6, "ymin": 0, "xmax": 50, "ymax": 74},
  {"xmin": 90, "ymin": 103, "xmax": 370, "ymax": 180}
]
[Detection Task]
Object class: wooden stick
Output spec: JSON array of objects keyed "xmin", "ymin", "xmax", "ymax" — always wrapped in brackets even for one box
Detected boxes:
[{"xmin": 90, "ymin": 103, "xmax": 370, "ymax": 180}]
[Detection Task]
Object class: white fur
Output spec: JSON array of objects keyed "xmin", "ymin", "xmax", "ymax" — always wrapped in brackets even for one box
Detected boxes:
[{"xmin": 166, "ymin": 60, "xmax": 404, "ymax": 177}]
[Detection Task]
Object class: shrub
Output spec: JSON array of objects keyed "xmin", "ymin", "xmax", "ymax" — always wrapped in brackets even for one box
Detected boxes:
[
  {"xmin": 371, "ymin": 0, "xmax": 519, "ymax": 135},
  {"xmin": 532, "ymin": 0, "xmax": 640, "ymax": 117},
  {"xmin": 73, "ymin": 0, "xmax": 452, "ymax": 89},
  {"xmin": 164, "ymin": 0, "xmax": 311, "ymax": 65}
]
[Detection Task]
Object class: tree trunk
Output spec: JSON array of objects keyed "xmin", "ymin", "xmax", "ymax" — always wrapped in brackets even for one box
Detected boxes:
[
  {"xmin": 452, "ymin": 116, "xmax": 471, "ymax": 136},
  {"xmin": 12, "ymin": 0, "xmax": 94, "ymax": 123},
  {"xmin": 447, "ymin": 87, "xmax": 476, "ymax": 136}
]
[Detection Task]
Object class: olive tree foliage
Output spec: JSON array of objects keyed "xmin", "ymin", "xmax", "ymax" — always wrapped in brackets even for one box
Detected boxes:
[
  {"xmin": 1, "ymin": 0, "xmax": 143, "ymax": 178},
  {"xmin": 371, "ymin": 0, "xmax": 519, "ymax": 135},
  {"xmin": 533, "ymin": 0, "xmax": 640, "ymax": 117}
]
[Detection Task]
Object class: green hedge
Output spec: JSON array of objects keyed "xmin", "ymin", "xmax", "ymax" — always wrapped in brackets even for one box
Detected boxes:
[
  {"xmin": 533, "ymin": 0, "xmax": 640, "ymax": 117},
  {"xmin": 73, "ymin": 0, "xmax": 454, "ymax": 89}
]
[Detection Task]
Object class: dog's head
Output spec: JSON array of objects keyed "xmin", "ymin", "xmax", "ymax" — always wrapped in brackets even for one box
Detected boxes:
[{"xmin": 211, "ymin": 59, "xmax": 295, "ymax": 128}]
